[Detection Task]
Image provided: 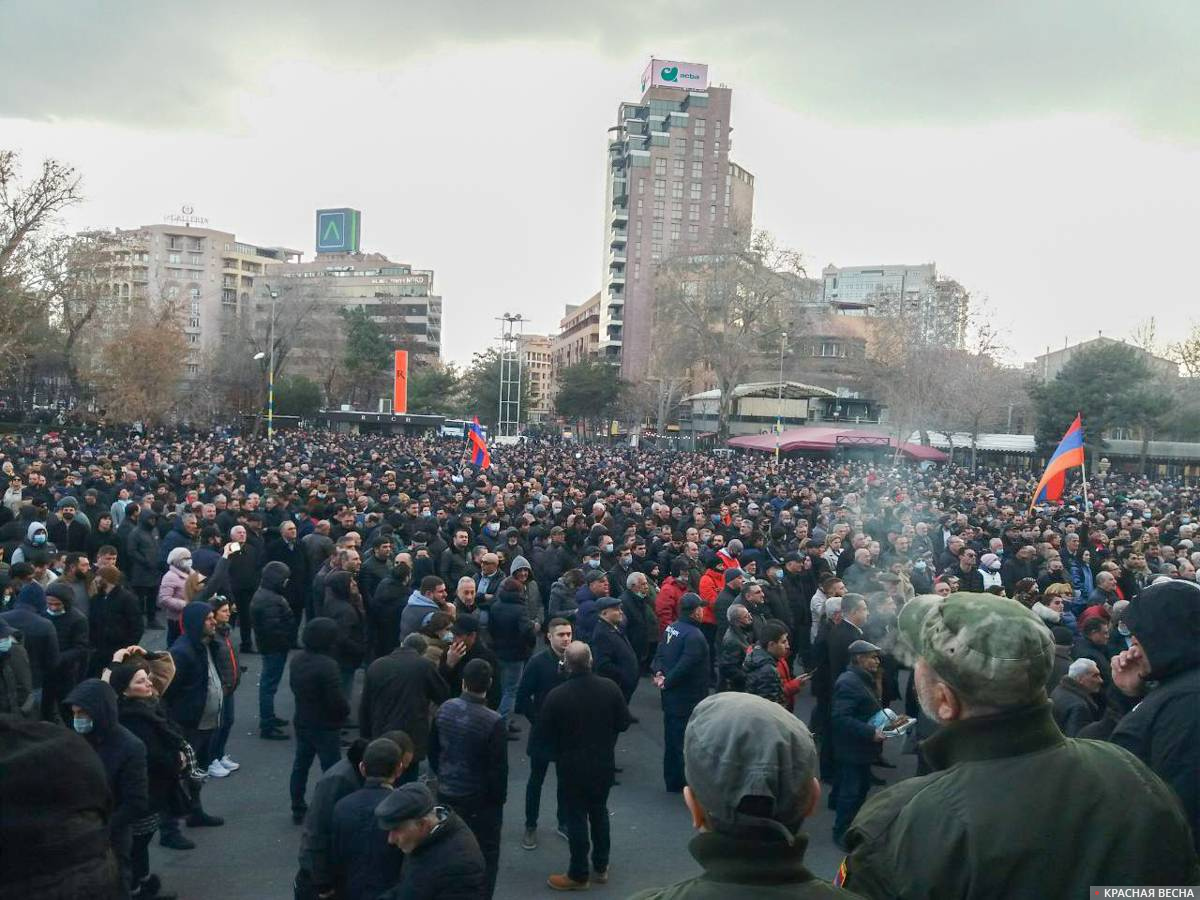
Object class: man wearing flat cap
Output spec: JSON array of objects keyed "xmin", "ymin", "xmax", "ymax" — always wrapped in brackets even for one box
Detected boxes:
[
  {"xmin": 375, "ymin": 781, "xmax": 487, "ymax": 899},
  {"xmin": 632, "ymin": 692, "xmax": 858, "ymax": 898},
  {"xmin": 839, "ymin": 592, "xmax": 1199, "ymax": 898}
]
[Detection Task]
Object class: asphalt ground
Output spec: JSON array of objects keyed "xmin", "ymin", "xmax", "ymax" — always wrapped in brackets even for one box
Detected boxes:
[{"xmin": 142, "ymin": 635, "xmax": 917, "ymax": 899}]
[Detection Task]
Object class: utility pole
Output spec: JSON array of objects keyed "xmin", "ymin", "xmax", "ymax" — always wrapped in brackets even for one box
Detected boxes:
[{"xmin": 775, "ymin": 331, "xmax": 787, "ymax": 461}]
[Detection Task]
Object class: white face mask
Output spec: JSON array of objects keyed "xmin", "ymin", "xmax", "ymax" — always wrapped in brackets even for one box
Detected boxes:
[{"xmin": 177, "ymin": 558, "xmax": 193, "ymax": 572}]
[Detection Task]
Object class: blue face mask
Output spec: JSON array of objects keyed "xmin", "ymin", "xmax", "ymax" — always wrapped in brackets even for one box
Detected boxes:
[
  {"xmin": 73, "ymin": 716, "xmax": 94, "ymax": 734},
  {"xmin": 32, "ymin": 533, "xmax": 47, "ymax": 546},
  {"xmin": 774, "ymin": 571, "xmax": 784, "ymax": 583},
  {"xmin": 0, "ymin": 637, "xmax": 12, "ymax": 653},
  {"xmin": 587, "ymin": 559, "xmax": 601, "ymax": 568}
]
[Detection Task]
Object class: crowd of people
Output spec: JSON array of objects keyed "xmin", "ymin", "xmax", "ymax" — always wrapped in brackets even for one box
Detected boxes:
[{"xmin": 0, "ymin": 428, "xmax": 1197, "ymax": 899}]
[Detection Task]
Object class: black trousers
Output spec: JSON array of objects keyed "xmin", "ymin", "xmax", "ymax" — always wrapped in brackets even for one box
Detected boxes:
[
  {"xmin": 525, "ymin": 755, "xmax": 566, "ymax": 830},
  {"xmin": 439, "ymin": 793, "xmax": 502, "ymax": 899},
  {"xmin": 563, "ymin": 788, "xmax": 611, "ymax": 883},
  {"xmin": 662, "ymin": 706, "xmax": 694, "ymax": 792},
  {"xmin": 832, "ymin": 760, "xmax": 872, "ymax": 841}
]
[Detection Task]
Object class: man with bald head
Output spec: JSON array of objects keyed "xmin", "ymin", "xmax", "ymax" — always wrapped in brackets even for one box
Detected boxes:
[{"xmin": 539, "ymin": 642, "xmax": 631, "ymax": 890}]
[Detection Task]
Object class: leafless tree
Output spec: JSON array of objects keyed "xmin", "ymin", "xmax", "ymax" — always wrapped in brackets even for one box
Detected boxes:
[
  {"xmin": 88, "ymin": 298, "xmax": 187, "ymax": 426},
  {"xmin": 1167, "ymin": 321, "xmax": 1200, "ymax": 378}
]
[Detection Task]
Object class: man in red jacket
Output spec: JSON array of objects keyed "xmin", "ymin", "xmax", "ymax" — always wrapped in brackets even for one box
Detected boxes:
[{"xmin": 655, "ymin": 559, "xmax": 690, "ymax": 638}]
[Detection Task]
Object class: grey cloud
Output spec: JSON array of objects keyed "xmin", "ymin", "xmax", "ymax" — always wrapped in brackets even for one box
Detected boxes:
[{"xmin": 2, "ymin": 0, "xmax": 1197, "ymax": 138}]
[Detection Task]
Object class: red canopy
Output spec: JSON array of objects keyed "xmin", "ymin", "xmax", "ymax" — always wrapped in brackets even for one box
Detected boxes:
[{"xmin": 727, "ymin": 427, "xmax": 948, "ymax": 462}]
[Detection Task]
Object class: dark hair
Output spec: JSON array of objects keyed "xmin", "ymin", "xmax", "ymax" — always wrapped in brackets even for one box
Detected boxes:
[
  {"xmin": 97, "ymin": 544, "xmax": 119, "ymax": 558},
  {"xmin": 759, "ymin": 620, "xmax": 789, "ymax": 647},
  {"xmin": 546, "ymin": 617, "xmax": 572, "ymax": 633},
  {"xmin": 361, "ymin": 738, "xmax": 404, "ymax": 778},
  {"xmin": 419, "ymin": 575, "xmax": 444, "ymax": 595},
  {"xmin": 1082, "ymin": 618, "xmax": 1108, "ymax": 637},
  {"xmin": 462, "ymin": 658, "xmax": 493, "ymax": 694},
  {"xmin": 419, "ymin": 612, "xmax": 452, "ymax": 638},
  {"xmin": 64, "ymin": 551, "xmax": 86, "ymax": 570},
  {"xmin": 380, "ymin": 729, "xmax": 415, "ymax": 758}
]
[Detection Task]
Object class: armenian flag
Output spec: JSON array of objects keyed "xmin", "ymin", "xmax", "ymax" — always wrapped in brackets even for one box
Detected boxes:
[
  {"xmin": 468, "ymin": 416, "xmax": 491, "ymax": 469},
  {"xmin": 1030, "ymin": 414, "xmax": 1085, "ymax": 510}
]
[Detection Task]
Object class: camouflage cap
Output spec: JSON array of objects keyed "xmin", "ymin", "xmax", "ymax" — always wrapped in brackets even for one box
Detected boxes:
[{"xmin": 896, "ymin": 592, "xmax": 1053, "ymax": 708}]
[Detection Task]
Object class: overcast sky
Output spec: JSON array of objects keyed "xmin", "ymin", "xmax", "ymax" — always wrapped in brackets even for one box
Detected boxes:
[{"xmin": 3, "ymin": 1, "xmax": 1197, "ymax": 366}]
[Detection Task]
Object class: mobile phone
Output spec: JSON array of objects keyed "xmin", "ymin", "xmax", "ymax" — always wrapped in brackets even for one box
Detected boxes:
[
  {"xmin": 228, "ymin": 541, "xmax": 241, "ymax": 553},
  {"xmin": 805, "ymin": 665, "xmax": 822, "ymax": 676}
]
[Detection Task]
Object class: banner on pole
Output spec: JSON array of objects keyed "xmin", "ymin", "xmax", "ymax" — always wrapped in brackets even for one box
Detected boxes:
[{"xmin": 393, "ymin": 350, "xmax": 408, "ymax": 414}]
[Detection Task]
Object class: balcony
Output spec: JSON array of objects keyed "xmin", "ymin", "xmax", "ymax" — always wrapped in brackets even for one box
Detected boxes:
[
  {"xmin": 610, "ymin": 207, "xmax": 628, "ymax": 226},
  {"xmin": 610, "ymin": 229, "xmax": 627, "ymax": 247},
  {"xmin": 608, "ymin": 271, "xmax": 625, "ymax": 287},
  {"xmin": 609, "ymin": 250, "xmax": 627, "ymax": 267}
]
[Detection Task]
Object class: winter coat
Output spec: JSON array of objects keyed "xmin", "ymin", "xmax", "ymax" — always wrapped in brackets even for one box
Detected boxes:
[
  {"xmin": 652, "ymin": 618, "xmax": 710, "ymax": 715},
  {"xmin": 391, "ymin": 808, "xmax": 488, "ymax": 900},
  {"xmin": 126, "ymin": 520, "xmax": 162, "ymax": 589},
  {"xmin": 369, "ymin": 571, "xmax": 410, "ymax": 659},
  {"xmin": 89, "ymin": 582, "xmax": 143, "ymax": 664},
  {"xmin": 487, "ymin": 586, "xmax": 535, "ymax": 662},
  {"xmin": 156, "ymin": 565, "xmax": 188, "ymax": 621},
  {"xmin": 744, "ymin": 645, "xmax": 785, "ymax": 704},
  {"xmin": 290, "ymin": 619, "xmax": 352, "ymax": 731},
  {"xmin": 9, "ymin": 522, "xmax": 51, "ymax": 565},
  {"xmin": 1050, "ymin": 677, "xmax": 1100, "ymax": 737},
  {"xmin": 321, "ymin": 572, "xmax": 367, "ymax": 670},
  {"xmin": 655, "ymin": 576, "xmax": 688, "ymax": 636},
  {"xmin": 429, "ymin": 693, "xmax": 508, "ymax": 805},
  {"xmin": 548, "ymin": 576, "xmax": 580, "ymax": 621},
  {"xmin": 0, "ymin": 583, "xmax": 59, "ymax": 689},
  {"xmin": 592, "ymin": 618, "xmax": 639, "ymax": 701},
  {"xmin": 118, "ymin": 695, "xmax": 187, "ymax": 814},
  {"xmin": 299, "ymin": 755, "xmax": 364, "ymax": 891},
  {"xmin": 1110, "ymin": 582, "xmax": 1200, "ymax": 851},
  {"xmin": 437, "ymin": 639, "xmax": 502, "ymax": 710},
  {"xmin": 250, "ymin": 561, "xmax": 295, "ymax": 654},
  {"xmin": 267, "ymin": 537, "xmax": 311, "ymax": 611},
  {"xmin": 212, "ymin": 624, "xmax": 240, "ymax": 694},
  {"xmin": 620, "ymin": 588, "xmax": 655, "ymax": 656},
  {"xmin": 540, "ymin": 672, "xmax": 631, "ymax": 801},
  {"xmin": 514, "ymin": 647, "xmax": 567, "ymax": 760},
  {"xmin": 331, "ymin": 779, "xmax": 405, "ymax": 900},
  {"xmin": 47, "ymin": 595, "xmax": 91, "ymax": 694},
  {"xmin": 718, "ymin": 624, "xmax": 754, "ymax": 692},
  {"xmin": 398, "ymin": 590, "xmax": 441, "ymax": 641},
  {"xmin": 164, "ymin": 602, "xmax": 218, "ymax": 730},
  {"xmin": 831, "ymin": 667, "xmax": 883, "ymax": 764},
  {"xmin": 438, "ymin": 546, "xmax": 473, "ymax": 588},
  {"xmin": 840, "ymin": 703, "xmax": 1200, "ymax": 898},
  {"xmin": 65, "ymin": 679, "xmax": 148, "ymax": 849},
  {"xmin": 358, "ymin": 645, "xmax": 448, "ymax": 760},
  {"xmin": 157, "ymin": 518, "xmax": 195, "ymax": 568},
  {"xmin": 0, "ymin": 638, "xmax": 34, "ymax": 717}
]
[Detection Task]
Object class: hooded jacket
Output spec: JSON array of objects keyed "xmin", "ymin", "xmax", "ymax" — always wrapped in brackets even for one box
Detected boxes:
[
  {"xmin": 126, "ymin": 516, "xmax": 162, "ymax": 589},
  {"xmin": 398, "ymin": 589, "xmax": 441, "ymax": 641},
  {"xmin": 251, "ymin": 561, "xmax": 295, "ymax": 654},
  {"xmin": 1110, "ymin": 580, "xmax": 1200, "ymax": 851},
  {"xmin": 9, "ymin": 521, "xmax": 51, "ymax": 565},
  {"xmin": 0, "ymin": 626, "xmax": 34, "ymax": 717},
  {"xmin": 164, "ymin": 601, "xmax": 218, "ymax": 729},
  {"xmin": 549, "ymin": 575, "xmax": 580, "ymax": 621},
  {"xmin": 368, "ymin": 567, "xmax": 410, "ymax": 659},
  {"xmin": 0, "ymin": 583, "xmax": 59, "ymax": 689},
  {"xmin": 289, "ymin": 618, "xmax": 351, "ymax": 730},
  {"xmin": 487, "ymin": 584, "xmax": 535, "ymax": 662},
  {"xmin": 45, "ymin": 583, "xmax": 91, "ymax": 691},
  {"xmin": 65, "ymin": 679, "xmax": 148, "ymax": 842},
  {"xmin": 510, "ymin": 555, "xmax": 544, "ymax": 625},
  {"xmin": 118, "ymin": 693, "xmax": 187, "ymax": 813},
  {"xmin": 321, "ymin": 571, "xmax": 367, "ymax": 669}
]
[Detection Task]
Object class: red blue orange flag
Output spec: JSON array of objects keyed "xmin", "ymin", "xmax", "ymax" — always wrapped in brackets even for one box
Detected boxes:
[
  {"xmin": 468, "ymin": 416, "xmax": 491, "ymax": 469},
  {"xmin": 1030, "ymin": 414, "xmax": 1085, "ymax": 510}
]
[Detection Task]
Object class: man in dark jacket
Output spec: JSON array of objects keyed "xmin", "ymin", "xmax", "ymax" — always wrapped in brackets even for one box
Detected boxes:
[
  {"xmin": 830, "ymin": 640, "xmax": 887, "ymax": 848},
  {"xmin": 1051, "ymin": 658, "xmax": 1103, "ymax": 737},
  {"xmin": 267, "ymin": 520, "xmax": 312, "ymax": 638},
  {"xmin": 437, "ymin": 614, "xmax": 501, "ymax": 709},
  {"xmin": 66, "ymin": 678, "xmax": 149, "ymax": 896},
  {"xmin": 359, "ymin": 633, "xmax": 449, "ymax": 781},
  {"xmin": 619, "ymin": 570, "xmax": 656, "ymax": 670},
  {"xmin": 592, "ymin": 596, "xmax": 639, "ymax": 702},
  {"xmin": 438, "ymin": 528, "xmax": 474, "ymax": 589},
  {"xmin": 540, "ymin": 642, "xmax": 631, "ymax": 890},
  {"xmin": 631, "ymin": 692, "xmax": 855, "ymax": 899},
  {"xmin": 226, "ymin": 523, "xmax": 261, "ymax": 654},
  {"xmin": 0, "ymin": 582, "xmax": 58, "ymax": 713},
  {"xmin": 516, "ymin": 617, "xmax": 571, "ymax": 850},
  {"xmin": 376, "ymin": 782, "xmax": 488, "ymax": 900},
  {"xmin": 717, "ymin": 603, "xmax": 755, "ymax": 692},
  {"xmin": 487, "ymin": 577, "xmax": 535, "ymax": 726},
  {"xmin": 840, "ymin": 592, "xmax": 1200, "ymax": 897},
  {"xmin": 1109, "ymin": 580, "xmax": 1200, "ymax": 852},
  {"xmin": 0, "ymin": 620, "xmax": 34, "ymax": 717},
  {"xmin": 572, "ymin": 569, "xmax": 610, "ymax": 644},
  {"xmin": 827, "ymin": 594, "xmax": 868, "ymax": 684},
  {"xmin": 369, "ymin": 557, "xmax": 411, "ymax": 660},
  {"xmin": 331, "ymin": 738, "xmax": 410, "ymax": 900},
  {"xmin": 45, "ymin": 581, "xmax": 91, "ymax": 720},
  {"xmin": 320, "ymin": 571, "xmax": 368, "ymax": 701},
  {"xmin": 289, "ymin": 618, "xmax": 351, "ymax": 821},
  {"xmin": 652, "ymin": 594, "xmax": 710, "ymax": 793},
  {"xmin": 251, "ymin": 561, "xmax": 294, "ymax": 739},
  {"xmin": 89, "ymin": 567, "xmax": 143, "ymax": 678},
  {"xmin": 127, "ymin": 512, "xmax": 162, "ymax": 629},
  {"xmin": 429, "ymin": 658, "xmax": 508, "ymax": 898}
]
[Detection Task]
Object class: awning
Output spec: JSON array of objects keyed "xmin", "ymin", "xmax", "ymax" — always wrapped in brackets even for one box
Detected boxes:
[{"xmin": 728, "ymin": 427, "xmax": 948, "ymax": 462}]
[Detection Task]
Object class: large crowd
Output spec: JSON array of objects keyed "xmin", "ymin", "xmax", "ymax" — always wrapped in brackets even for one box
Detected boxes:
[{"xmin": 0, "ymin": 429, "xmax": 1197, "ymax": 899}]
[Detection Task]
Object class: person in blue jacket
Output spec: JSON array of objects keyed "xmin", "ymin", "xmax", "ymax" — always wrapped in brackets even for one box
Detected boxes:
[{"xmin": 651, "ymin": 593, "xmax": 710, "ymax": 793}]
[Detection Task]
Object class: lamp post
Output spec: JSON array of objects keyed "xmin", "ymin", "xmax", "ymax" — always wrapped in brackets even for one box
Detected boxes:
[
  {"xmin": 257, "ymin": 286, "xmax": 279, "ymax": 440},
  {"xmin": 775, "ymin": 331, "xmax": 787, "ymax": 462}
]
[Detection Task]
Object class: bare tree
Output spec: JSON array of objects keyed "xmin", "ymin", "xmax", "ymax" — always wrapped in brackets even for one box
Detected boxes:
[
  {"xmin": 88, "ymin": 299, "xmax": 187, "ymax": 426},
  {"xmin": 1129, "ymin": 317, "xmax": 1161, "ymax": 355},
  {"xmin": 652, "ymin": 230, "xmax": 802, "ymax": 439},
  {"xmin": 1167, "ymin": 321, "xmax": 1200, "ymax": 378}
]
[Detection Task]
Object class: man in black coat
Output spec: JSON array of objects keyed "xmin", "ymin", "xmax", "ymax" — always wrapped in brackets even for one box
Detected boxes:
[
  {"xmin": 45, "ymin": 582, "xmax": 91, "ymax": 722},
  {"xmin": 618, "ymin": 571, "xmax": 656, "ymax": 671},
  {"xmin": 359, "ymin": 633, "xmax": 449, "ymax": 782},
  {"xmin": 1051, "ymin": 658, "xmax": 1103, "ymax": 737},
  {"xmin": 1, "ymin": 582, "xmax": 59, "ymax": 714},
  {"xmin": 289, "ymin": 618, "xmax": 352, "ymax": 821},
  {"xmin": 591, "ymin": 597, "xmax": 639, "ymax": 702},
  {"xmin": 515, "ymin": 617, "xmax": 571, "ymax": 850},
  {"xmin": 830, "ymin": 640, "xmax": 888, "ymax": 848},
  {"xmin": 1110, "ymin": 580, "xmax": 1200, "ymax": 852},
  {"xmin": 828, "ymin": 594, "xmax": 869, "ymax": 685},
  {"xmin": 652, "ymin": 594, "xmax": 711, "ymax": 794},
  {"xmin": 368, "ymin": 557, "xmax": 411, "ymax": 660},
  {"xmin": 267, "ymin": 520, "xmax": 311, "ymax": 640},
  {"xmin": 376, "ymin": 782, "xmax": 488, "ymax": 900},
  {"xmin": 437, "ymin": 614, "xmax": 501, "ymax": 709},
  {"xmin": 250, "ymin": 561, "xmax": 294, "ymax": 738},
  {"xmin": 540, "ymin": 642, "xmax": 631, "ymax": 890},
  {"xmin": 330, "ymin": 738, "xmax": 410, "ymax": 900}
]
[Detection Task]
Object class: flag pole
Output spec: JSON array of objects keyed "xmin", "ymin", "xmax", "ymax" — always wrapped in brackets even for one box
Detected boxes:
[{"xmin": 1078, "ymin": 412, "xmax": 1090, "ymax": 516}]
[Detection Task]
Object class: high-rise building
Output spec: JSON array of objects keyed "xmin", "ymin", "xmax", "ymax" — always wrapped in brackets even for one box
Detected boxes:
[
  {"xmin": 88, "ymin": 221, "xmax": 300, "ymax": 376},
  {"xmin": 821, "ymin": 262, "xmax": 969, "ymax": 347},
  {"xmin": 552, "ymin": 292, "xmax": 601, "ymax": 374},
  {"xmin": 516, "ymin": 333, "xmax": 554, "ymax": 423},
  {"xmin": 600, "ymin": 59, "xmax": 754, "ymax": 380}
]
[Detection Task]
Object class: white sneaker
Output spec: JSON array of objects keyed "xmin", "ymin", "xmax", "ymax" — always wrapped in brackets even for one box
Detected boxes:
[
  {"xmin": 219, "ymin": 755, "xmax": 240, "ymax": 772},
  {"xmin": 207, "ymin": 760, "xmax": 230, "ymax": 778}
]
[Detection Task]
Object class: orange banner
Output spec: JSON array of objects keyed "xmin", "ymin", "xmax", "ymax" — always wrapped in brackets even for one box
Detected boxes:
[{"xmin": 393, "ymin": 350, "xmax": 408, "ymax": 414}]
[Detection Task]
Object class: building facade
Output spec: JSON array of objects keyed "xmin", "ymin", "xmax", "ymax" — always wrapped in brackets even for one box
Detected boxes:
[
  {"xmin": 1027, "ymin": 335, "xmax": 1179, "ymax": 383},
  {"xmin": 600, "ymin": 60, "xmax": 754, "ymax": 380},
  {"xmin": 821, "ymin": 262, "xmax": 968, "ymax": 347},
  {"xmin": 516, "ymin": 333, "xmax": 554, "ymax": 423},
  {"xmin": 552, "ymin": 292, "xmax": 601, "ymax": 375}
]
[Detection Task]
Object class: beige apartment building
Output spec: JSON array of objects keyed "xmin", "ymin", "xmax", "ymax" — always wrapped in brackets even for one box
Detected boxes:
[
  {"xmin": 517, "ymin": 333, "xmax": 554, "ymax": 422},
  {"xmin": 552, "ymin": 292, "xmax": 601, "ymax": 375}
]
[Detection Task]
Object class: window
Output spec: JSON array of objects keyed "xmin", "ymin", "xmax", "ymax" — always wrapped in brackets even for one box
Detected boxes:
[
  {"xmin": 188, "ymin": 317, "xmax": 201, "ymax": 328},
  {"xmin": 652, "ymin": 221, "xmax": 663, "ymax": 239},
  {"xmin": 653, "ymin": 179, "xmax": 665, "ymax": 197},
  {"xmin": 189, "ymin": 254, "xmax": 203, "ymax": 266},
  {"xmin": 694, "ymin": 118, "xmax": 706, "ymax": 136},
  {"xmin": 636, "ymin": 198, "xmax": 644, "ymax": 215},
  {"xmin": 690, "ymin": 182, "xmax": 702, "ymax": 200},
  {"xmin": 187, "ymin": 333, "xmax": 199, "ymax": 345},
  {"xmin": 634, "ymin": 262, "xmax": 641, "ymax": 280},
  {"xmin": 654, "ymin": 158, "xmax": 667, "ymax": 175},
  {"xmin": 651, "ymin": 242, "xmax": 662, "ymax": 261},
  {"xmin": 689, "ymin": 202, "xmax": 700, "ymax": 221},
  {"xmin": 671, "ymin": 181, "xmax": 683, "ymax": 199},
  {"xmin": 713, "ymin": 140, "xmax": 721, "ymax": 158},
  {"xmin": 817, "ymin": 341, "xmax": 846, "ymax": 358},
  {"xmin": 672, "ymin": 137, "xmax": 686, "ymax": 156},
  {"xmin": 670, "ymin": 222, "xmax": 681, "ymax": 241},
  {"xmin": 637, "ymin": 177, "xmax": 645, "ymax": 195},
  {"xmin": 691, "ymin": 161, "xmax": 703, "ymax": 178},
  {"xmin": 653, "ymin": 199, "xmax": 665, "ymax": 218},
  {"xmin": 672, "ymin": 200, "xmax": 683, "ymax": 220},
  {"xmin": 186, "ymin": 363, "xmax": 199, "ymax": 375},
  {"xmin": 688, "ymin": 224, "xmax": 699, "ymax": 241},
  {"xmin": 168, "ymin": 253, "xmax": 181, "ymax": 264},
  {"xmin": 189, "ymin": 287, "xmax": 201, "ymax": 299},
  {"xmin": 711, "ymin": 183, "xmax": 718, "ymax": 201},
  {"xmin": 672, "ymin": 159, "xmax": 685, "ymax": 177},
  {"xmin": 635, "ymin": 220, "xmax": 643, "ymax": 236},
  {"xmin": 716, "ymin": 119, "xmax": 722, "ymax": 133},
  {"xmin": 692, "ymin": 141, "xmax": 705, "ymax": 159},
  {"xmin": 709, "ymin": 204, "xmax": 718, "ymax": 222}
]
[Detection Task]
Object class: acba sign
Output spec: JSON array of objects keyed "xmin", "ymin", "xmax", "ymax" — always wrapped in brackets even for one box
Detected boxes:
[{"xmin": 641, "ymin": 58, "xmax": 709, "ymax": 93}]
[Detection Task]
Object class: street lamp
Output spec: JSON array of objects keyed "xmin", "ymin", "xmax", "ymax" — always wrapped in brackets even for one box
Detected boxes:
[
  {"xmin": 775, "ymin": 331, "xmax": 787, "ymax": 462},
  {"xmin": 261, "ymin": 286, "xmax": 279, "ymax": 440}
]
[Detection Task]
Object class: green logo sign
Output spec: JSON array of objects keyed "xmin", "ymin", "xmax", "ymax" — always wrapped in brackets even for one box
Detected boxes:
[
  {"xmin": 315, "ymin": 208, "xmax": 361, "ymax": 254},
  {"xmin": 322, "ymin": 217, "xmax": 341, "ymax": 244},
  {"xmin": 660, "ymin": 66, "xmax": 679, "ymax": 82}
]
